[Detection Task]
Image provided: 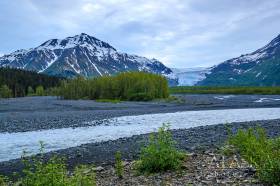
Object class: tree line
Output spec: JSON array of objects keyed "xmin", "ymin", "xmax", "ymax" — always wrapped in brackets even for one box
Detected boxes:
[
  {"xmin": 57, "ymin": 72, "xmax": 169, "ymax": 101},
  {"xmin": 0, "ymin": 68, "xmax": 62, "ymax": 98}
]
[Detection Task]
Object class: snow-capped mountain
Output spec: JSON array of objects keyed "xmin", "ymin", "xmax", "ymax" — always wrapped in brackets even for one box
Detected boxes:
[
  {"xmin": 198, "ymin": 34, "xmax": 280, "ymax": 86},
  {"xmin": 171, "ymin": 67, "xmax": 210, "ymax": 86},
  {"xmin": 0, "ymin": 33, "xmax": 178, "ymax": 85}
]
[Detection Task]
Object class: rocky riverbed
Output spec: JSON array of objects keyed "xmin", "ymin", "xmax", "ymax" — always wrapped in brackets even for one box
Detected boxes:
[
  {"xmin": 0, "ymin": 119, "xmax": 280, "ymax": 177},
  {"xmin": 0, "ymin": 95, "xmax": 280, "ymax": 182},
  {"xmin": 1, "ymin": 94, "xmax": 280, "ymax": 133}
]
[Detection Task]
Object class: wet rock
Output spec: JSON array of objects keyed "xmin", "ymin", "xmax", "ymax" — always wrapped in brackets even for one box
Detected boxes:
[{"xmin": 93, "ymin": 166, "xmax": 104, "ymax": 172}]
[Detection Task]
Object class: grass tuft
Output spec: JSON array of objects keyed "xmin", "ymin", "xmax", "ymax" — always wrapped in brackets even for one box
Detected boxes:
[{"xmin": 115, "ymin": 151, "xmax": 124, "ymax": 178}]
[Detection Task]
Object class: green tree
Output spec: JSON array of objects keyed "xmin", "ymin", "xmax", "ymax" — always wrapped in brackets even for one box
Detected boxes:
[
  {"xmin": 57, "ymin": 72, "xmax": 169, "ymax": 101},
  {"xmin": 0, "ymin": 84, "xmax": 12, "ymax": 98},
  {"xmin": 27, "ymin": 86, "xmax": 34, "ymax": 96},
  {"xmin": 35, "ymin": 86, "xmax": 44, "ymax": 96}
]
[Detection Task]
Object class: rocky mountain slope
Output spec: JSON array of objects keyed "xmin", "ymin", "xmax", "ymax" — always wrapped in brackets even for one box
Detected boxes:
[
  {"xmin": 198, "ymin": 34, "xmax": 280, "ymax": 86},
  {"xmin": 0, "ymin": 33, "xmax": 177, "ymax": 85}
]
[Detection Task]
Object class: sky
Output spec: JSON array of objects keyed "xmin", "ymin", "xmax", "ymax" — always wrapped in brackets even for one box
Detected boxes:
[{"xmin": 1, "ymin": 0, "xmax": 280, "ymax": 68}]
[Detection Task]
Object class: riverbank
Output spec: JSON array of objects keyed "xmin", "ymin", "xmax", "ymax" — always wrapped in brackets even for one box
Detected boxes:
[
  {"xmin": 1, "ymin": 95, "xmax": 280, "ymax": 133},
  {"xmin": 1, "ymin": 119, "xmax": 279, "ymax": 177}
]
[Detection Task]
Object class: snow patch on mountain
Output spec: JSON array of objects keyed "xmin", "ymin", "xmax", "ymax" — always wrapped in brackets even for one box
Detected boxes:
[
  {"xmin": 0, "ymin": 33, "xmax": 177, "ymax": 85},
  {"xmin": 198, "ymin": 34, "xmax": 280, "ymax": 86}
]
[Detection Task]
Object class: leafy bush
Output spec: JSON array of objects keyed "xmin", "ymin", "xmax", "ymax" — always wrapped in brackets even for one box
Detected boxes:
[
  {"xmin": 115, "ymin": 151, "xmax": 124, "ymax": 178},
  {"xmin": 0, "ymin": 84, "xmax": 12, "ymax": 98},
  {"xmin": 135, "ymin": 124, "xmax": 185, "ymax": 174},
  {"xmin": 17, "ymin": 143, "xmax": 96, "ymax": 186},
  {"xmin": 228, "ymin": 127, "xmax": 280, "ymax": 185},
  {"xmin": 35, "ymin": 85, "xmax": 44, "ymax": 96},
  {"xmin": 0, "ymin": 175, "xmax": 9, "ymax": 186},
  {"xmin": 128, "ymin": 92, "xmax": 153, "ymax": 101},
  {"xmin": 27, "ymin": 86, "xmax": 35, "ymax": 96},
  {"xmin": 57, "ymin": 72, "xmax": 169, "ymax": 101}
]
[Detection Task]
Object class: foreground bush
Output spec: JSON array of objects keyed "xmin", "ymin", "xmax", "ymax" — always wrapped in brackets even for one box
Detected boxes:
[
  {"xmin": 228, "ymin": 127, "xmax": 280, "ymax": 185},
  {"xmin": 135, "ymin": 124, "xmax": 185, "ymax": 173},
  {"xmin": 2, "ymin": 143, "xmax": 96, "ymax": 186},
  {"xmin": 115, "ymin": 151, "xmax": 124, "ymax": 178},
  {"xmin": 57, "ymin": 72, "xmax": 169, "ymax": 101}
]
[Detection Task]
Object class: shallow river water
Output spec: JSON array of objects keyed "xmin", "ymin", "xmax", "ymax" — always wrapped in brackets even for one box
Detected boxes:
[{"xmin": 1, "ymin": 107, "xmax": 280, "ymax": 162}]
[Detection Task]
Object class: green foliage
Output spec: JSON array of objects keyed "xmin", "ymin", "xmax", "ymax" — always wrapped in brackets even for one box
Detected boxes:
[
  {"xmin": 35, "ymin": 86, "xmax": 44, "ymax": 96},
  {"xmin": 0, "ymin": 84, "xmax": 12, "ymax": 98},
  {"xmin": 228, "ymin": 127, "xmax": 280, "ymax": 185},
  {"xmin": 68, "ymin": 165, "xmax": 96, "ymax": 186},
  {"xmin": 135, "ymin": 124, "xmax": 185, "ymax": 174},
  {"xmin": 0, "ymin": 67, "xmax": 62, "ymax": 97},
  {"xmin": 58, "ymin": 72, "xmax": 169, "ymax": 101},
  {"xmin": 17, "ymin": 142, "xmax": 96, "ymax": 186},
  {"xmin": 96, "ymin": 99, "xmax": 121, "ymax": 103},
  {"xmin": 115, "ymin": 151, "xmax": 124, "ymax": 178},
  {"xmin": 27, "ymin": 86, "xmax": 34, "ymax": 96},
  {"xmin": 169, "ymin": 86, "xmax": 280, "ymax": 95},
  {"xmin": 0, "ymin": 175, "xmax": 9, "ymax": 186}
]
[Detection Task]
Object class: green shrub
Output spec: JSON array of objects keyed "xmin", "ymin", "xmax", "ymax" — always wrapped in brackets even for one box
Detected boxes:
[
  {"xmin": 115, "ymin": 151, "xmax": 124, "ymax": 178},
  {"xmin": 35, "ymin": 85, "xmax": 44, "ymax": 96},
  {"xmin": 19, "ymin": 142, "xmax": 96, "ymax": 186},
  {"xmin": 0, "ymin": 84, "xmax": 12, "ymax": 98},
  {"xmin": 0, "ymin": 175, "xmax": 9, "ymax": 186},
  {"xmin": 58, "ymin": 72, "xmax": 169, "ymax": 101},
  {"xmin": 27, "ymin": 86, "xmax": 35, "ymax": 96},
  {"xmin": 128, "ymin": 92, "xmax": 153, "ymax": 101},
  {"xmin": 135, "ymin": 124, "xmax": 185, "ymax": 174},
  {"xmin": 228, "ymin": 127, "xmax": 280, "ymax": 185}
]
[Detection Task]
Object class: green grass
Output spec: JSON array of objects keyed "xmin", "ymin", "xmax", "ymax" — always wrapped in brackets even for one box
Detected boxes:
[
  {"xmin": 226, "ymin": 127, "xmax": 280, "ymax": 185},
  {"xmin": 169, "ymin": 86, "xmax": 280, "ymax": 95},
  {"xmin": 135, "ymin": 124, "xmax": 185, "ymax": 174},
  {"xmin": 95, "ymin": 99, "xmax": 121, "ymax": 103}
]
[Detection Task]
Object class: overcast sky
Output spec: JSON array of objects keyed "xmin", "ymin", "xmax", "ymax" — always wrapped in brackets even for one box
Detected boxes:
[{"xmin": 1, "ymin": 0, "xmax": 280, "ymax": 68}]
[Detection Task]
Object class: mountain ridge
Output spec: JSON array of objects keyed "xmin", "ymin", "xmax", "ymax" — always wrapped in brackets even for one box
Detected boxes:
[
  {"xmin": 0, "ymin": 33, "xmax": 178, "ymax": 85},
  {"xmin": 197, "ymin": 34, "xmax": 280, "ymax": 86}
]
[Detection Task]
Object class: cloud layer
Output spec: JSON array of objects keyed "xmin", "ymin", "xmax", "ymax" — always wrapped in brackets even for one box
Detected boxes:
[{"xmin": 1, "ymin": 0, "xmax": 280, "ymax": 67}]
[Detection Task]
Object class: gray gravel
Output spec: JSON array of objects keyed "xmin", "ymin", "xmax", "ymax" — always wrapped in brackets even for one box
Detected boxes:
[
  {"xmin": 0, "ymin": 95, "xmax": 280, "ymax": 176},
  {"xmin": 1, "ymin": 94, "xmax": 280, "ymax": 133},
  {"xmin": 0, "ymin": 119, "xmax": 280, "ymax": 176}
]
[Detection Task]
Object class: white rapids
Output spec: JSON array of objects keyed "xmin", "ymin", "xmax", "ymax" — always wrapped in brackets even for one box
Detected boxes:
[{"xmin": 0, "ymin": 107, "xmax": 280, "ymax": 162}]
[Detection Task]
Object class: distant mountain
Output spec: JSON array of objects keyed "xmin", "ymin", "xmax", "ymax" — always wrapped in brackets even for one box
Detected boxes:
[
  {"xmin": 0, "ymin": 33, "xmax": 178, "ymax": 85},
  {"xmin": 171, "ymin": 67, "xmax": 210, "ymax": 86},
  {"xmin": 198, "ymin": 34, "xmax": 280, "ymax": 86}
]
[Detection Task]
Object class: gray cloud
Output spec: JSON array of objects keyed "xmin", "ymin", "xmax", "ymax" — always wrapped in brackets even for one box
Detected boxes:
[{"xmin": 1, "ymin": 0, "xmax": 280, "ymax": 68}]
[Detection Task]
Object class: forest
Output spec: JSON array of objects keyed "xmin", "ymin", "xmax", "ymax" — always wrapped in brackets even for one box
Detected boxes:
[
  {"xmin": 0, "ymin": 68, "xmax": 62, "ymax": 98},
  {"xmin": 57, "ymin": 72, "xmax": 169, "ymax": 101}
]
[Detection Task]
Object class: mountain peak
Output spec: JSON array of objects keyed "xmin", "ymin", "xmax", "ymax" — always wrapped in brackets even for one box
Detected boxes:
[
  {"xmin": 0, "ymin": 33, "xmax": 177, "ymax": 85},
  {"xmin": 36, "ymin": 33, "xmax": 116, "ymax": 51}
]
